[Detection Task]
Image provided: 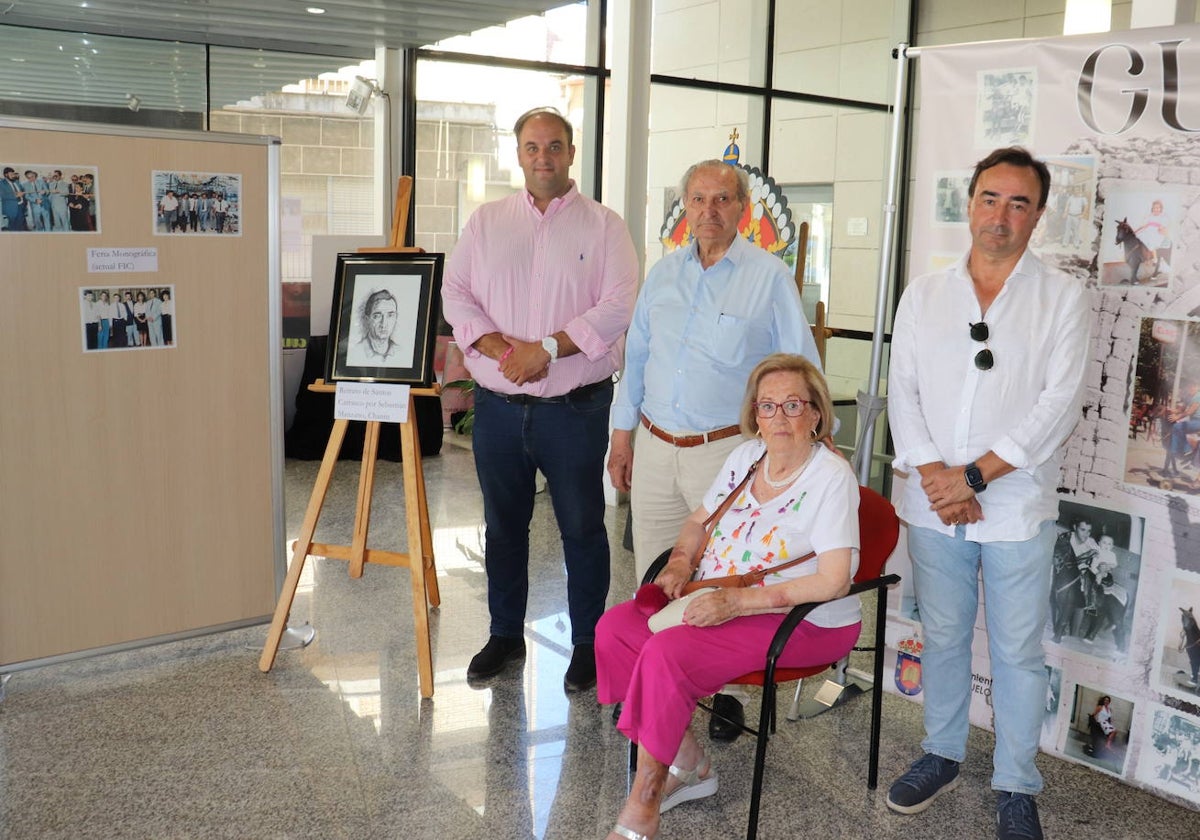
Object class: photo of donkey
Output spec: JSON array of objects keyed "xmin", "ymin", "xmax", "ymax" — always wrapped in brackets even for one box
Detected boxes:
[
  {"xmin": 1154, "ymin": 575, "xmax": 1200, "ymax": 703},
  {"xmin": 1114, "ymin": 217, "xmax": 1171, "ymax": 284},
  {"xmin": 1098, "ymin": 188, "xmax": 1178, "ymax": 289}
]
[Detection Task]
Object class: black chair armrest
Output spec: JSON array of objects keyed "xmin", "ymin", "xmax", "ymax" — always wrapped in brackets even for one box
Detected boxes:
[
  {"xmin": 765, "ymin": 573, "xmax": 900, "ymax": 664},
  {"xmin": 641, "ymin": 548, "xmax": 673, "ymax": 586}
]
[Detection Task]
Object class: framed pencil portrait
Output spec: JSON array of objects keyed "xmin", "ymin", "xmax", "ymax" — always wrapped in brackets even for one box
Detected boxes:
[{"xmin": 325, "ymin": 252, "xmax": 444, "ymax": 385}]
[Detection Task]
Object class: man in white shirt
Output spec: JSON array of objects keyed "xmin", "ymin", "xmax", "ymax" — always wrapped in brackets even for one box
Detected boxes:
[{"xmin": 885, "ymin": 147, "xmax": 1091, "ymax": 840}]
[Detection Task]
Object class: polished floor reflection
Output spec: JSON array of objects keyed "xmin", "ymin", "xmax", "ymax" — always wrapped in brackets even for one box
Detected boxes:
[{"xmin": 0, "ymin": 443, "xmax": 1194, "ymax": 839}]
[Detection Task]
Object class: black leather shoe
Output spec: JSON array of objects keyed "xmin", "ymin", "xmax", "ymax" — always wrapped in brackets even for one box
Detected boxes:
[
  {"xmin": 708, "ymin": 692, "xmax": 745, "ymax": 742},
  {"xmin": 563, "ymin": 643, "xmax": 596, "ymax": 693},
  {"xmin": 467, "ymin": 635, "xmax": 526, "ymax": 680}
]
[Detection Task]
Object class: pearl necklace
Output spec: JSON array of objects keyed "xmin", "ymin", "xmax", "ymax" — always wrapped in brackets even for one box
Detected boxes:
[{"xmin": 761, "ymin": 445, "xmax": 817, "ymax": 489}]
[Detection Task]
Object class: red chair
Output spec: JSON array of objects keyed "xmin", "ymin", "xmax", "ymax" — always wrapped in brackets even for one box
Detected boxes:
[{"xmin": 638, "ymin": 485, "xmax": 901, "ymax": 840}]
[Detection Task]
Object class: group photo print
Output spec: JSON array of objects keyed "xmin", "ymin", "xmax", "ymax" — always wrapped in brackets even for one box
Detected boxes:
[
  {"xmin": 0, "ymin": 162, "xmax": 98, "ymax": 233},
  {"xmin": 78, "ymin": 285, "xmax": 176, "ymax": 352}
]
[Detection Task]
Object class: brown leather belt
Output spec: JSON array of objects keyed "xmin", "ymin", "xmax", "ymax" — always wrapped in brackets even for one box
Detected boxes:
[{"xmin": 641, "ymin": 414, "xmax": 741, "ymax": 448}]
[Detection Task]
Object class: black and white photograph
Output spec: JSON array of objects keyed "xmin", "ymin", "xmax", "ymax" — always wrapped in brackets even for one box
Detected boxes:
[
  {"xmin": 974, "ymin": 67, "xmax": 1035, "ymax": 147},
  {"xmin": 932, "ymin": 170, "xmax": 971, "ymax": 225},
  {"xmin": 0, "ymin": 163, "xmax": 98, "ymax": 233},
  {"xmin": 1154, "ymin": 573, "xmax": 1200, "ymax": 703},
  {"xmin": 1031, "ymin": 155, "xmax": 1095, "ymax": 259},
  {"xmin": 1124, "ymin": 317, "xmax": 1200, "ymax": 494},
  {"xmin": 1098, "ymin": 186, "xmax": 1179, "ymax": 288},
  {"xmin": 152, "ymin": 170, "xmax": 241, "ymax": 236},
  {"xmin": 325, "ymin": 252, "xmax": 443, "ymax": 385},
  {"xmin": 79, "ymin": 285, "xmax": 176, "ymax": 352},
  {"xmin": 1045, "ymin": 499, "xmax": 1143, "ymax": 660},
  {"xmin": 1136, "ymin": 704, "xmax": 1200, "ymax": 806},
  {"xmin": 1059, "ymin": 683, "xmax": 1133, "ymax": 777}
]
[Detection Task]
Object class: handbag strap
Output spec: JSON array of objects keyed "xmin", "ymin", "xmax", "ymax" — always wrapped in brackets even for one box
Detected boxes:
[
  {"xmin": 701, "ymin": 452, "xmax": 765, "ymax": 532},
  {"xmin": 694, "ymin": 450, "xmax": 817, "ymax": 586}
]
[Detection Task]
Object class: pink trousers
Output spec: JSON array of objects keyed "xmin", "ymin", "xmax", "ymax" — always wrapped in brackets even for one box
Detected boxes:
[{"xmin": 595, "ymin": 598, "xmax": 861, "ymax": 766}]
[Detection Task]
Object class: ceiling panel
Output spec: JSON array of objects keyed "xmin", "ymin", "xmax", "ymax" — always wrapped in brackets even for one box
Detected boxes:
[
  {"xmin": 0, "ymin": 0, "xmax": 573, "ymax": 54},
  {"xmin": 0, "ymin": 0, "xmax": 579, "ymax": 114}
]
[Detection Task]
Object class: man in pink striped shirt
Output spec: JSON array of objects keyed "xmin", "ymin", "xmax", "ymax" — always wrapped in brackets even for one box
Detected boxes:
[{"xmin": 443, "ymin": 106, "xmax": 639, "ymax": 693}]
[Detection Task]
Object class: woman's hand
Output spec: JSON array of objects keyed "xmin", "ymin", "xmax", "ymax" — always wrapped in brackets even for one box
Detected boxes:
[
  {"xmin": 656, "ymin": 552, "xmax": 694, "ymax": 600},
  {"xmin": 682, "ymin": 588, "xmax": 741, "ymax": 627}
]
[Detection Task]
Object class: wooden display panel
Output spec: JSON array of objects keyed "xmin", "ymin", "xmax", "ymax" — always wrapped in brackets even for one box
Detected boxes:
[{"xmin": 0, "ymin": 120, "xmax": 282, "ymax": 667}]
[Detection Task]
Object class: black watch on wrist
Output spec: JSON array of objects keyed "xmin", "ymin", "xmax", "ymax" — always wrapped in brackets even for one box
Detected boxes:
[{"xmin": 964, "ymin": 462, "xmax": 987, "ymax": 493}]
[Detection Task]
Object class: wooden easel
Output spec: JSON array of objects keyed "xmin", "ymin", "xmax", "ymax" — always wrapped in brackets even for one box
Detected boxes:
[{"xmin": 259, "ymin": 175, "xmax": 442, "ymax": 697}]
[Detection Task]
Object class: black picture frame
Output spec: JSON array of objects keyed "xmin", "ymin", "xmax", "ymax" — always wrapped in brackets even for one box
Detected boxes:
[{"xmin": 325, "ymin": 252, "xmax": 443, "ymax": 386}]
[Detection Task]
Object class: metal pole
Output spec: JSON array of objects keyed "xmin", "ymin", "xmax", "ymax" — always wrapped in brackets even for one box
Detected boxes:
[{"xmin": 856, "ymin": 43, "xmax": 913, "ymax": 485}]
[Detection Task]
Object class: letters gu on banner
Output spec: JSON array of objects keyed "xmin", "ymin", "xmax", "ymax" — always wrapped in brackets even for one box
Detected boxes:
[{"xmin": 888, "ymin": 24, "xmax": 1200, "ymax": 810}]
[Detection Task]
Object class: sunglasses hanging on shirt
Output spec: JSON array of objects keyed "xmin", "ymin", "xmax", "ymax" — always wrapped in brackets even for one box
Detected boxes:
[{"xmin": 969, "ymin": 321, "xmax": 993, "ymax": 371}]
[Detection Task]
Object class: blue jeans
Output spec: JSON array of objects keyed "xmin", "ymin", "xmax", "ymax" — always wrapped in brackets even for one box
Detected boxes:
[
  {"xmin": 1167, "ymin": 417, "xmax": 1200, "ymax": 467},
  {"xmin": 472, "ymin": 380, "xmax": 613, "ymax": 645},
  {"xmin": 907, "ymin": 520, "xmax": 1056, "ymax": 794}
]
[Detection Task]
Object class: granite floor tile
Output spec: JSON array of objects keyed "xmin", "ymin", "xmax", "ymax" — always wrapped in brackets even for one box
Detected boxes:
[{"xmin": 0, "ymin": 446, "xmax": 1195, "ymax": 839}]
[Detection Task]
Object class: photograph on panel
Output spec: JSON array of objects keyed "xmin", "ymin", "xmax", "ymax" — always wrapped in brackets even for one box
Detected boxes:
[
  {"xmin": 79, "ymin": 285, "xmax": 175, "ymax": 351},
  {"xmin": 1124, "ymin": 317, "xmax": 1200, "ymax": 493},
  {"xmin": 932, "ymin": 170, "xmax": 971, "ymax": 226},
  {"xmin": 152, "ymin": 171, "xmax": 241, "ymax": 235},
  {"xmin": 1135, "ymin": 703, "xmax": 1200, "ymax": 806},
  {"xmin": 1058, "ymin": 682, "xmax": 1134, "ymax": 777},
  {"xmin": 1046, "ymin": 499, "xmax": 1143, "ymax": 661},
  {"xmin": 1152, "ymin": 571, "xmax": 1200, "ymax": 703},
  {"xmin": 1, "ymin": 164, "xmax": 98, "ymax": 233},
  {"xmin": 1097, "ymin": 186, "xmax": 1180, "ymax": 288},
  {"xmin": 1030, "ymin": 155, "xmax": 1095, "ymax": 265},
  {"xmin": 1041, "ymin": 664, "xmax": 1064, "ymax": 751},
  {"xmin": 974, "ymin": 67, "xmax": 1036, "ymax": 148}
]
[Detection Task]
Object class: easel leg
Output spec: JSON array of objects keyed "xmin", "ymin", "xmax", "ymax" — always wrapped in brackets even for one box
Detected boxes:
[
  {"xmin": 349, "ymin": 421, "xmax": 381, "ymax": 579},
  {"xmin": 412, "ymin": 427, "xmax": 440, "ymax": 607},
  {"xmin": 401, "ymin": 405, "xmax": 434, "ymax": 698},
  {"xmin": 259, "ymin": 419, "xmax": 349, "ymax": 672}
]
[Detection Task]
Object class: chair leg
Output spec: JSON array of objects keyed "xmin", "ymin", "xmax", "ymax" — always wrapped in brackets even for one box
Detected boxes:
[
  {"xmin": 868, "ymin": 580, "xmax": 888, "ymax": 789},
  {"xmin": 746, "ymin": 680, "xmax": 774, "ymax": 840}
]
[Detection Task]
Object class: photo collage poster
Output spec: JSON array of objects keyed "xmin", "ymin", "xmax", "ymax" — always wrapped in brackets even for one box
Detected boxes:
[{"xmin": 885, "ymin": 24, "xmax": 1200, "ymax": 809}]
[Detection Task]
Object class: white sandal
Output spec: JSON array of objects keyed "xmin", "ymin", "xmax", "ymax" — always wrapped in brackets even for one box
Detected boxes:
[
  {"xmin": 611, "ymin": 824, "xmax": 650, "ymax": 840},
  {"xmin": 659, "ymin": 754, "xmax": 718, "ymax": 813}
]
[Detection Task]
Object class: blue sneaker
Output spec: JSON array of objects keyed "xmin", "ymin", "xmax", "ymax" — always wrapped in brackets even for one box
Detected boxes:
[
  {"xmin": 996, "ymin": 792, "xmax": 1043, "ymax": 840},
  {"xmin": 886, "ymin": 753, "xmax": 961, "ymax": 814}
]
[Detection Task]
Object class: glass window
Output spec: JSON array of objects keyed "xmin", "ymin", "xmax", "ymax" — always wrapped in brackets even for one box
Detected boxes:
[
  {"xmin": 413, "ymin": 59, "xmax": 588, "ymax": 254},
  {"xmin": 208, "ymin": 49, "xmax": 381, "ymax": 287},
  {"xmin": 779, "ymin": 184, "xmax": 834, "ymax": 323},
  {"xmin": 651, "ymin": 0, "xmax": 770, "ymax": 86},
  {"xmin": 424, "ymin": 3, "xmax": 592, "ymax": 66},
  {"xmin": 773, "ymin": 0, "xmax": 902, "ymax": 105},
  {"xmin": 0, "ymin": 26, "xmax": 206, "ymax": 127}
]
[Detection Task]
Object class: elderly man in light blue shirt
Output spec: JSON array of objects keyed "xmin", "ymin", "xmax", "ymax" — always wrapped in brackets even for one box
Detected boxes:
[{"xmin": 609, "ymin": 159, "xmax": 821, "ymax": 581}]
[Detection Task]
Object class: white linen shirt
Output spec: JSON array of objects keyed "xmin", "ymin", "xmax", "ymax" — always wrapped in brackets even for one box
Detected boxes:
[{"xmin": 888, "ymin": 250, "xmax": 1091, "ymax": 542}]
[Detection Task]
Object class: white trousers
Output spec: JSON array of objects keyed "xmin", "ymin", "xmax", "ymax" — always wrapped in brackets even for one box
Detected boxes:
[{"xmin": 628, "ymin": 422, "xmax": 745, "ymax": 581}]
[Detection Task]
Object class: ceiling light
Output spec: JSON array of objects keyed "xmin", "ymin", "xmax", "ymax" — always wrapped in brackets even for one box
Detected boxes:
[{"xmin": 306, "ymin": 7, "xmax": 326, "ymax": 13}]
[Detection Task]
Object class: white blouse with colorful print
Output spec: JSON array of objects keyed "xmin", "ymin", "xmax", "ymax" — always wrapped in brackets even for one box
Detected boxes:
[{"xmin": 697, "ymin": 438, "xmax": 861, "ymax": 628}]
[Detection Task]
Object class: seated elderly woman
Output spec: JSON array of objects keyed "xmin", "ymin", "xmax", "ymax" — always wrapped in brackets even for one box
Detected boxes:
[{"xmin": 596, "ymin": 353, "xmax": 862, "ymax": 840}]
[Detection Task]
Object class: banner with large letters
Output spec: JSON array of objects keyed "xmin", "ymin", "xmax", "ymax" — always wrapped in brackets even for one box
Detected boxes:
[{"xmin": 887, "ymin": 24, "xmax": 1200, "ymax": 810}]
